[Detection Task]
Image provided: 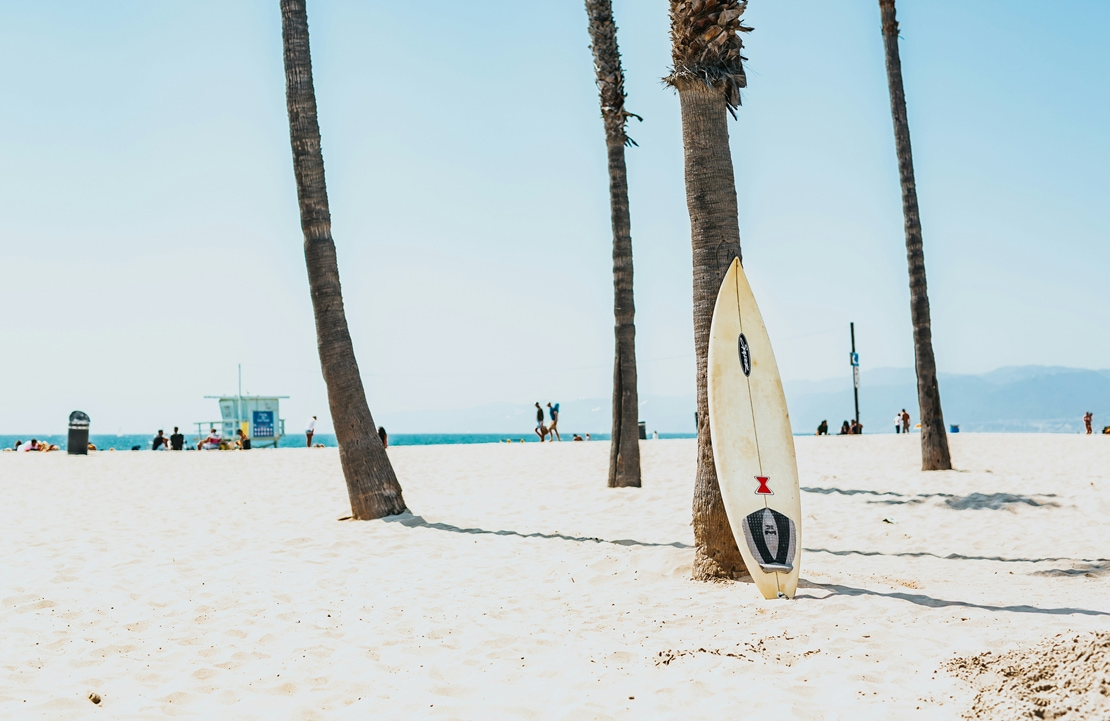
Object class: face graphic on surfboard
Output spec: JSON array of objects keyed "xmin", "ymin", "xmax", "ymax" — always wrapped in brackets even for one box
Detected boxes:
[{"xmin": 741, "ymin": 507, "xmax": 797, "ymax": 574}]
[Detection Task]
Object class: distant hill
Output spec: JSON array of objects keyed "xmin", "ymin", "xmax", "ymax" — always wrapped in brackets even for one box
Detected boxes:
[
  {"xmin": 785, "ymin": 365, "xmax": 1110, "ymax": 434},
  {"xmin": 376, "ymin": 366, "xmax": 1110, "ymax": 435}
]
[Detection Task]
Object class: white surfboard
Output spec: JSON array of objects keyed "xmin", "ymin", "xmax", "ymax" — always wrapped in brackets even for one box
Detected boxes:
[{"xmin": 707, "ymin": 258, "xmax": 802, "ymax": 600}]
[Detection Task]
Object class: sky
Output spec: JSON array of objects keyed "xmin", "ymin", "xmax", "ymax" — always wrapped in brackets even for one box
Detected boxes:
[{"xmin": 2, "ymin": 0, "xmax": 1108, "ymax": 435}]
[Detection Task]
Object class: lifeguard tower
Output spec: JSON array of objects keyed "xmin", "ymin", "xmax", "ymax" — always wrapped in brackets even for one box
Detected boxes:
[{"xmin": 194, "ymin": 367, "xmax": 288, "ymax": 448}]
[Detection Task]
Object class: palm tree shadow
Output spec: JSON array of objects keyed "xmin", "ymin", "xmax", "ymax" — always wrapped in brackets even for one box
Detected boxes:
[
  {"xmin": 377, "ymin": 512, "xmax": 693, "ymax": 549},
  {"xmin": 802, "ymin": 486, "xmax": 1059, "ymax": 510},
  {"xmin": 796, "ymin": 579, "xmax": 1110, "ymax": 616},
  {"xmin": 804, "ymin": 547, "xmax": 1110, "ymax": 565}
]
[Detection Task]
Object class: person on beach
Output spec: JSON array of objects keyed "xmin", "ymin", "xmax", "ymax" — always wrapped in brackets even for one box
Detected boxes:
[
  {"xmin": 838, "ymin": 421, "xmax": 850, "ymax": 435},
  {"xmin": 901, "ymin": 409, "xmax": 910, "ymax": 433},
  {"xmin": 236, "ymin": 428, "xmax": 251, "ymax": 450},
  {"xmin": 572, "ymin": 434, "xmax": 584, "ymax": 441},
  {"xmin": 1084, "ymin": 411, "xmax": 1093, "ymax": 435},
  {"xmin": 534, "ymin": 403, "xmax": 547, "ymax": 441},
  {"xmin": 152, "ymin": 430, "xmax": 168, "ymax": 450},
  {"xmin": 378, "ymin": 426, "xmax": 388, "ymax": 448},
  {"xmin": 306, "ymin": 416, "xmax": 316, "ymax": 447},
  {"xmin": 18, "ymin": 439, "xmax": 41, "ymax": 452},
  {"xmin": 199, "ymin": 428, "xmax": 221, "ymax": 450},
  {"xmin": 547, "ymin": 402, "xmax": 561, "ymax": 442},
  {"xmin": 816, "ymin": 420, "xmax": 828, "ymax": 436},
  {"xmin": 849, "ymin": 419, "xmax": 863, "ymax": 435},
  {"xmin": 170, "ymin": 427, "xmax": 184, "ymax": 451}
]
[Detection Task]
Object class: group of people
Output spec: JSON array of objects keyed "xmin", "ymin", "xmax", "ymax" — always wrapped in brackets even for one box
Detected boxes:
[
  {"xmin": 1082, "ymin": 411, "xmax": 1110, "ymax": 435},
  {"xmin": 7, "ymin": 439, "xmax": 61, "ymax": 452},
  {"xmin": 534, "ymin": 402, "xmax": 561, "ymax": 441},
  {"xmin": 195, "ymin": 427, "xmax": 251, "ymax": 451},
  {"xmin": 152, "ymin": 428, "xmax": 188, "ymax": 450},
  {"xmin": 816, "ymin": 409, "xmax": 913, "ymax": 436},
  {"xmin": 815, "ymin": 419, "xmax": 865, "ymax": 435}
]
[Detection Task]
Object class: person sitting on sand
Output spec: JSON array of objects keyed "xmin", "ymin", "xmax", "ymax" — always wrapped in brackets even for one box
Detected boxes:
[
  {"xmin": 572, "ymin": 434, "xmax": 584, "ymax": 442},
  {"xmin": 19, "ymin": 439, "xmax": 41, "ymax": 452},
  {"xmin": 152, "ymin": 430, "xmax": 168, "ymax": 451},
  {"xmin": 838, "ymin": 421, "xmax": 850, "ymax": 435},
  {"xmin": 236, "ymin": 428, "xmax": 251, "ymax": 450},
  {"xmin": 198, "ymin": 428, "xmax": 221, "ymax": 450},
  {"xmin": 378, "ymin": 426, "xmax": 388, "ymax": 448},
  {"xmin": 170, "ymin": 427, "xmax": 185, "ymax": 451},
  {"xmin": 816, "ymin": 420, "xmax": 828, "ymax": 436}
]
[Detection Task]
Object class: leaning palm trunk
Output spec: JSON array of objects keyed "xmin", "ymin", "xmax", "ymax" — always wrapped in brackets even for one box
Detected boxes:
[
  {"xmin": 280, "ymin": 0, "xmax": 407, "ymax": 518},
  {"xmin": 665, "ymin": 0, "xmax": 752, "ymax": 580},
  {"xmin": 878, "ymin": 0, "xmax": 951, "ymax": 471},
  {"xmin": 585, "ymin": 0, "xmax": 641, "ymax": 488}
]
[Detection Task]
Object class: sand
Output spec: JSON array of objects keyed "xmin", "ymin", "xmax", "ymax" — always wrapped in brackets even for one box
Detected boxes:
[{"xmin": 1, "ymin": 434, "xmax": 1108, "ymax": 720}]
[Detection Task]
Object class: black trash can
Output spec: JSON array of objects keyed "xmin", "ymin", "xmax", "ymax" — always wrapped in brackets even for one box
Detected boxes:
[
  {"xmin": 67, "ymin": 411, "xmax": 90, "ymax": 455},
  {"xmin": 638, "ymin": 421, "xmax": 647, "ymax": 440}
]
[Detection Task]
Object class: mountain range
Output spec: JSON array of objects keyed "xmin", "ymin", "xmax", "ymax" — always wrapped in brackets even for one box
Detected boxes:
[{"xmin": 377, "ymin": 366, "xmax": 1110, "ymax": 435}]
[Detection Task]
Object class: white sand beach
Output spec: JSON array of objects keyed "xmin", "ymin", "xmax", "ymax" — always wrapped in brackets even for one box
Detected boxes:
[{"xmin": 2, "ymin": 435, "xmax": 1108, "ymax": 720}]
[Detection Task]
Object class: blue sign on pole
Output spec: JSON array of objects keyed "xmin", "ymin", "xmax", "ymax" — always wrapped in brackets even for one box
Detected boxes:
[
  {"xmin": 253, "ymin": 410, "xmax": 275, "ymax": 437},
  {"xmin": 850, "ymin": 352, "xmax": 859, "ymax": 367}
]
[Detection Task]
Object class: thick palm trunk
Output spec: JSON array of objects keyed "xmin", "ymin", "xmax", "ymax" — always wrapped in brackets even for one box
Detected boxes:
[
  {"xmin": 666, "ymin": 0, "xmax": 752, "ymax": 581},
  {"xmin": 280, "ymin": 0, "xmax": 407, "ymax": 518},
  {"xmin": 878, "ymin": 0, "xmax": 952, "ymax": 471},
  {"xmin": 585, "ymin": 0, "xmax": 641, "ymax": 488},
  {"xmin": 677, "ymin": 83, "xmax": 747, "ymax": 580}
]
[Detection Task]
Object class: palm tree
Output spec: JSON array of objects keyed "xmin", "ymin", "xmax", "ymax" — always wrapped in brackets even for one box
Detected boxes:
[
  {"xmin": 664, "ymin": 0, "xmax": 751, "ymax": 580},
  {"xmin": 585, "ymin": 0, "xmax": 642, "ymax": 488},
  {"xmin": 878, "ymin": 0, "xmax": 952, "ymax": 471},
  {"xmin": 279, "ymin": 0, "xmax": 407, "ymax": 518}
]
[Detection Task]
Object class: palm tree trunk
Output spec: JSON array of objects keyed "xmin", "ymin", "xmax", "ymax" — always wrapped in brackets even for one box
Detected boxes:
[
  {"xmin": 678, "ymin": 82, "xmax": 748, "ymax": 581},
  {"xmin": 665, "ymin": 0, "xmax": 752, "ymax": 581},
  {"xmin": 878, "ymin": 0, "xmax": 952, "ymax": 471},
  {"xmin": 280, "ymin": 0, "xmax": 407, "ymax": 518},
  {"xmin": 585, "ymin": 0, "xmax": 641, "ymax": 488}
]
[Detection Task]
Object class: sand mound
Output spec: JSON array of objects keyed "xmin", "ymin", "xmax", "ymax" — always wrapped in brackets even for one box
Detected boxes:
[{"xmin": 946, "ymin": 632, "xmax": 1110, "ymax": 720}]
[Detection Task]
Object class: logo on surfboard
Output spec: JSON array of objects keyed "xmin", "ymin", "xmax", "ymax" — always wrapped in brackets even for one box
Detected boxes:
[
  {"xmin": 737, "ymin": 333, "xmax": 751, "ymax": 376},
  {"xmin": 742, "ymin": 508, "xmax": 797, "ymax": 574},
  {"xmin": 755, "ymin": 476, "xmax": 772, "ymax": 495}
]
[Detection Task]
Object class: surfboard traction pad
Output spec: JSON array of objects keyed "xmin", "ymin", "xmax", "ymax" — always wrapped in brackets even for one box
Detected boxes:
[{"xmin": 741, "ymin": 508, "xmax": 797, "ymax": 574}]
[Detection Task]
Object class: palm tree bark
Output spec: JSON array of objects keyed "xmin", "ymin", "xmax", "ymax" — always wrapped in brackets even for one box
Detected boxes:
[
  {"xmin": 280, "ymin": 0, "xmax": 407, "ymax": 518},
  {"xmin": 666, "ymin": 1, "xmax": 752, "ymax": 580},
  {"xmin": 878, "ymin": 0, "xmax": 952, "ymax": 471},
  {"xmin": 585, "ymin": 0, "xmax": 641, "ymax": 488}
]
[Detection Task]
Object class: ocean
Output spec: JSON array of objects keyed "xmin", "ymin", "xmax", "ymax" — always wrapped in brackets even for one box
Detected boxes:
[{"xmin": 0, "ymin": 433, "xmax": 697, "ymax": 452}]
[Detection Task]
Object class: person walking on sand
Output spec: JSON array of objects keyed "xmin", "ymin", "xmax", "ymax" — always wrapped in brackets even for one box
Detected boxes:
[
  {"xmin": 534, "ymin": 403, "xmax": 547, "ymax": 441},
  {"xmin": 306, "ymin": 416, "xmax": 316, "ymax": 447},
  {"xmin": 901, "ymin": 409, "xmax": 911, "ymax": 434},
  {"xmin": 1084, "ymin": 411, "xmax": 1093, "ymax": 435},
  {"xmin": 894, "ymin": 412, "xmax": 902, "ymax": 434},
  {"xmin": 546, "ymin": 402, "xmax": 561, "ymax": 442}
]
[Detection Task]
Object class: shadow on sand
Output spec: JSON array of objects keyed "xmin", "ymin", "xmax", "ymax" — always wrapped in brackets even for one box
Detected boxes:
[
  {"xmin": 803, "ymin": 547, "xmax": 1110, "ymax": 565},
  {"xmin": 378, "ymin": 512, "xmax": 694, "ymax": 549},
  {"xmin": 802, "ymin": 486, "xmax": 1058, "ymax": 510},
  {"xmin": 798, "ymin": 580, "xmax": 1110, "ymax": 616}
]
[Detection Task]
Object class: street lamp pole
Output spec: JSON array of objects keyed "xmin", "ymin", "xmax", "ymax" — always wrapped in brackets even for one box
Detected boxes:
[{"xmin": 850, "ymin": 323, "xmax": 860, "ymax": 425}]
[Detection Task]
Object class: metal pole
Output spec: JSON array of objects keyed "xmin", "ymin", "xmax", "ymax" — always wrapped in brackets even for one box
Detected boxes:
[
  {"xmin": 237, "ymin": 364, "xmax": 242, "ymax": 436},
  {"xmin": 850, "ymin": 323, "xmax": 860, "ymax": 425}
]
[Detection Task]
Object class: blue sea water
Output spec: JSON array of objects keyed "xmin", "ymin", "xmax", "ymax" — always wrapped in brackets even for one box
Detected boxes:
[{"xmin": 0, "ymin": 432, "xmax": 697, "ymax": 452}]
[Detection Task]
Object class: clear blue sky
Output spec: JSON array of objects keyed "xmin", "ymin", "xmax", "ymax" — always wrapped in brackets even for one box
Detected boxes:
[{"xmin": 2, "ymin": 0, "xmax": 1108, "ymax": 434}]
